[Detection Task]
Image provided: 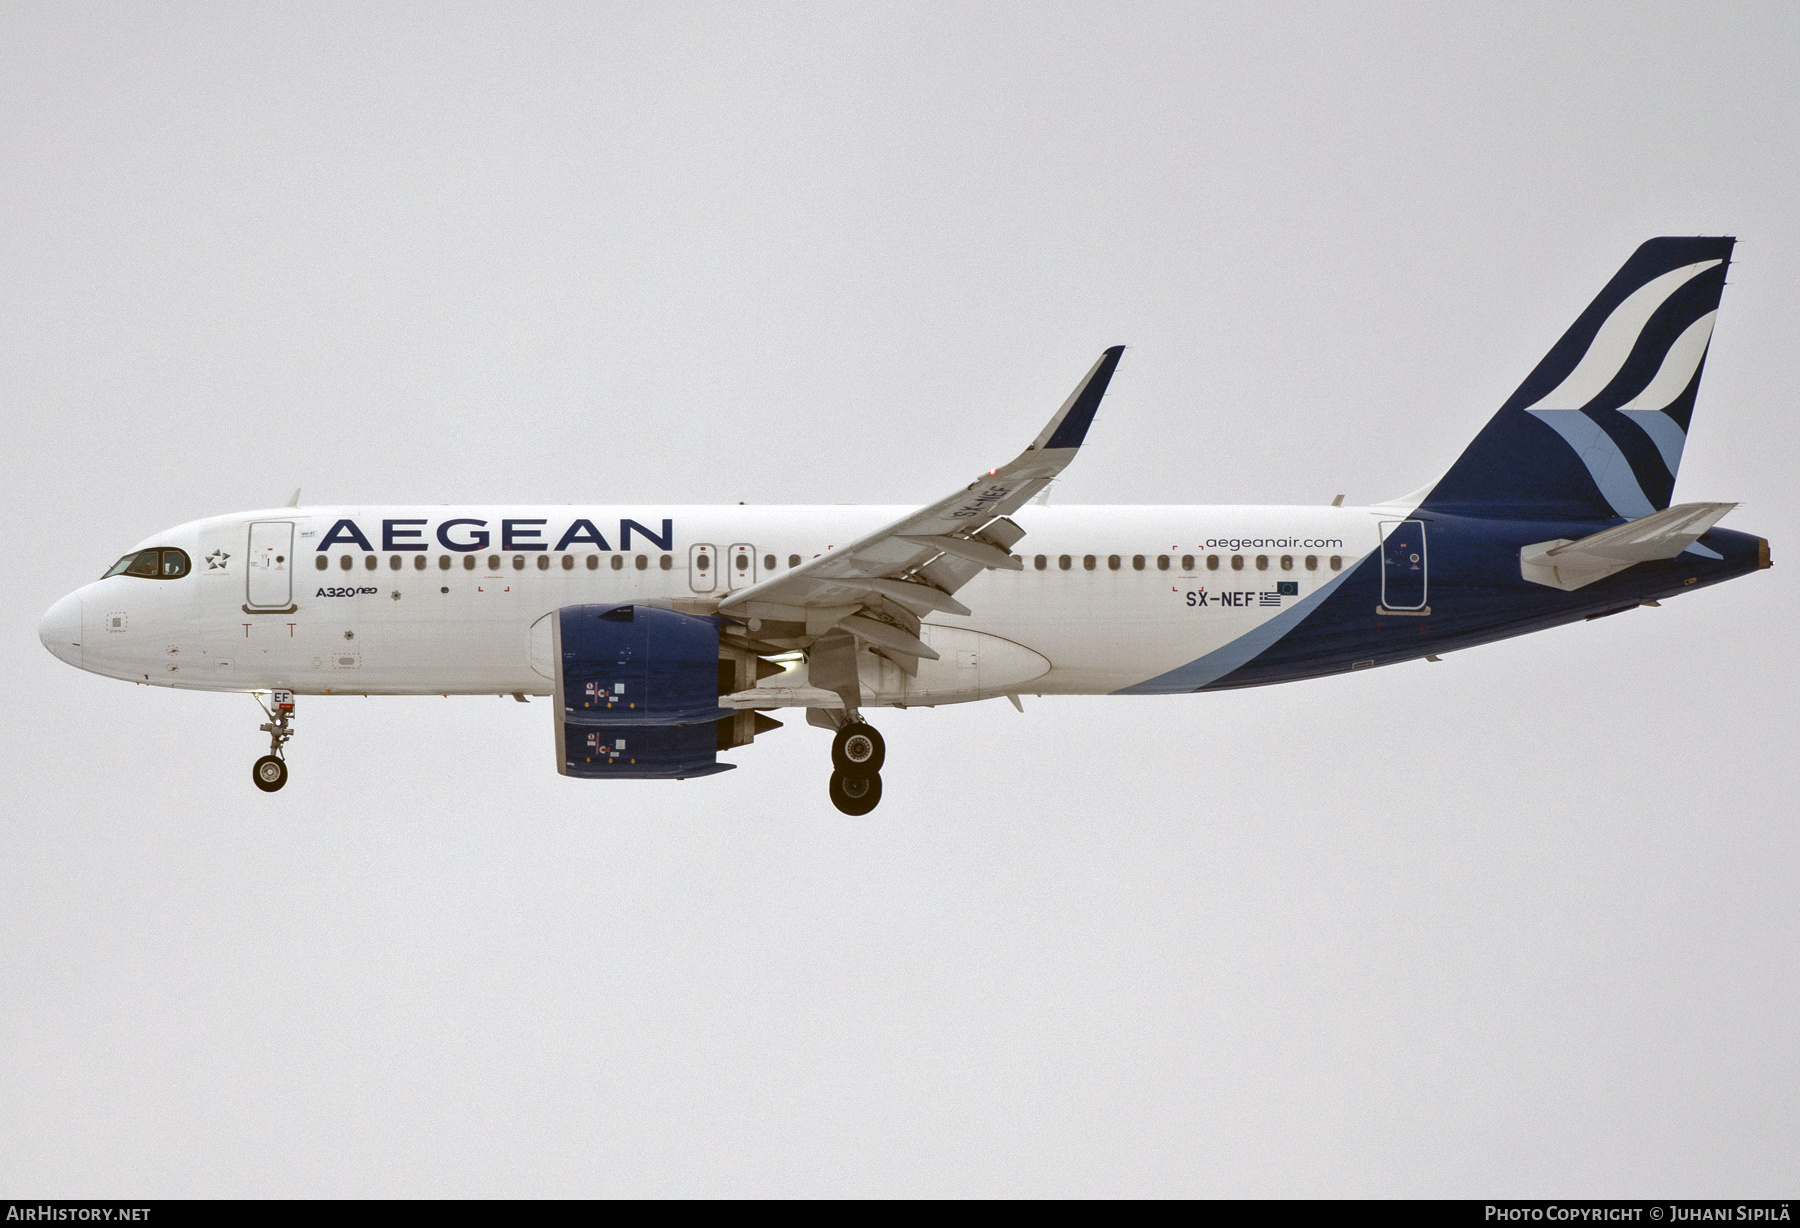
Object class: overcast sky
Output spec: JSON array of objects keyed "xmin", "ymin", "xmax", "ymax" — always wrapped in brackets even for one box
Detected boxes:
[{"xmin": 4, "ymin": 1, "xmax": 1797, "ymax": 1197}]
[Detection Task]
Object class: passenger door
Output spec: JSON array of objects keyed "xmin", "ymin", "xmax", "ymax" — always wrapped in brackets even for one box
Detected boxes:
[
  {"xmin": 246, "ymin": 521, "xmax": 295, "ymax": 610},
  {"xmin": 1379, "ymin": 520, "xmax": 1427, "ymax": 610}
]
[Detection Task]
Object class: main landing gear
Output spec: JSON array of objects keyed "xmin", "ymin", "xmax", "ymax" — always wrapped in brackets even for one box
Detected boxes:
[
  {"xmin": 828, "ymin": 718, "xmax": 885, "ymax": 816},
  {"xmin": 252, "ymin": 690, "xmax": 295, "ymax": 793}
]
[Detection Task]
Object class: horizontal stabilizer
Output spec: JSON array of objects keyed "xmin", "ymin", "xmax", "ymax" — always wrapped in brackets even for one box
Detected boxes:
[{"xmin": 1520, "ymin": 501, "xmax": 1735, "ymax": 590}]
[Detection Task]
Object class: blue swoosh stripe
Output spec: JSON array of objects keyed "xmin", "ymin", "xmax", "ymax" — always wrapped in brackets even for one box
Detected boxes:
[
  {"xmin": 1113, "ymin": 556, "xmax": 1369, "ymax": 695},
  {"xmin": 1526, "ymin": 410, "xmax": 1656, "ymax": 518},
  {"xmin": 1618, "ymin": 409, "xmax": 1689, "ymax": 480}
]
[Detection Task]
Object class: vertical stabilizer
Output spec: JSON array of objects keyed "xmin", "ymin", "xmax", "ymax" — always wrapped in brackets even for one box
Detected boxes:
[{"xmin": 1420, "ymin": 237, "xmax": 1734, "ymax": 520}]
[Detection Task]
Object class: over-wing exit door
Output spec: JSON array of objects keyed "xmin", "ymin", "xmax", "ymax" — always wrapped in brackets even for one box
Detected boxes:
[
  {"xmin": 689, "ymin": 543, "xmax": 717, "ymax": 593},
  {"xmin": 246, "ymin": 521, "xmax": 294, "ymax": 610},
  {"xmin": 728, "ymin": 543, "xmax": 756, "ymax": 590},
  {"xmin": 1379, "ymin": 520, "xmax": 1427, "ymax": 610}
]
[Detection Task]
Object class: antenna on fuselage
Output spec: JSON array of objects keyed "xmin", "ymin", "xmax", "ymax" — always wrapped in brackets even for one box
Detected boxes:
[
  {"xmin": 286, "ymin": 488, "xmax": 301, "ymax": 508},
  {"xmin": 1330, "ymin": 494, "xmax": 1344, "ymax": 507}
]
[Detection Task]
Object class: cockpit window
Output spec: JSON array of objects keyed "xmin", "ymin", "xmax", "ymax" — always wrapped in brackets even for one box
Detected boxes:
[{"xmin": 104, "ymin": 548, "xmax": 190, "ymax": 580}]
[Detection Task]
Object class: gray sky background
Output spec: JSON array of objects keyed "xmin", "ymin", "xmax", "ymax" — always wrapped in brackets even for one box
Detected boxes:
[{"xmin": 4, "ymin": 1, "xmax": 1797, "ymax": 1197}]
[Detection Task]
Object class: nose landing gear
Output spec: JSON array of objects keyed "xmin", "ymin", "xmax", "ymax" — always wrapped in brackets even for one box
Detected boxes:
[
  {"xmin": 252, "ymin": 690, "xmax": 295, "ymax": 793},
  {"xmin": 828, "ymin": 718, "xmax": 885, "ymax": 816}
]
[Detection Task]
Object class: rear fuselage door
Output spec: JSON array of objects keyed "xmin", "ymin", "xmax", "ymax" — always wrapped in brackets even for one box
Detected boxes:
[
  {"xmin": 728, "ymin": 543, "xmax": 756, "ymax": 590},
  {"xmin": 689, "ymin": 543, "xmax": 717, "ymax": 593},
  {"xmin": 246, "ymin": 521, "xmax": 295, "ymax": 609},
  {"xmin": 1379, "ymin": 519, "xmax": 1427, "ymax": 610}
]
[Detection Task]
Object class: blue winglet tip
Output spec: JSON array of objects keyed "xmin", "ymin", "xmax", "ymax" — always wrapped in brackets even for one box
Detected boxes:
[{"xmin": 1044, "ymin": 345, "xmax": 1126, "ymax": 450}]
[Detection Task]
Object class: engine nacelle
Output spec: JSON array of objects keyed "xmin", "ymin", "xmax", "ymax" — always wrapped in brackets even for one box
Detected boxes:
[{"xmin": 554, "ymin": 603, "xmax": 736, "ymax": 779}]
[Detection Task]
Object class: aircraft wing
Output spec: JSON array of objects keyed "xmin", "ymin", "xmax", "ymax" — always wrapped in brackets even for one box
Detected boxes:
[
  {"xmin": 1520, "ymin": 501, "xmax": 1736, "ymax": 591},
  {"xmin": 716, "ymin": 346, "xmax": 1124, "ymax": 669}
]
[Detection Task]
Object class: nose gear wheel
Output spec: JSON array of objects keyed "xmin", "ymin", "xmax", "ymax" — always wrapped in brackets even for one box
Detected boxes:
[{"xmin": 253, "ymin": 755, "xmax": 288, "ymax": 792}]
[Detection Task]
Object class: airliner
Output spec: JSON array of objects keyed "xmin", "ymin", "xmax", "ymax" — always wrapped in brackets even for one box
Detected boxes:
[{"xmin": 38, "ymin": 237, "xmax": 1769, "ymax": 813}]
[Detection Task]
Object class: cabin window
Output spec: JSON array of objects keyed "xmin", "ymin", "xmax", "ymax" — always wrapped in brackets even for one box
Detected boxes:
[
  {"xmin": 106, "ymin": 547, "xmax": 192, "ymax": 580},
  {"xmin": 413, "ymin": 556, "xmax": 426, "ymax": 571},
  {"xmin": 1083, "ymin": 555, "xmax": 1096, "ymax": 570},
  {"xmin": 1059, "ymin": 555, "xmax": 1072, "ymax": 570},
  {"xmin": 696, "ymin": 553, "xmax": 710, "ymax": 572},
  {"xmin": 1305, "ymin": 555, "xmax": 1318, "ymax": 571},
  {"xmin": 764, "ymin": 554, "xmax": 775, "ymax": 570},
  {"xmin": 1231, "ymin": 555, "xmax": 1244, "ymax": 570},
  {"xmin": 1256, "ymin": 555, "xmax": 1268, "ymax": 570},
  {"xmin": 439, "ymin": 555, "xmax": 451, "ymax": 570},
  {"xmin": 1035, "ymin": 555, "xmax": 1047, "ymax": 571},
  {"xmin": 487, "ymin": 555, "xmax": 499, "ymax": 571},
  {"xmin": 1108, "ymin": 555, "xmax": 1121, "ymax": 570},
  {"xmin": 463, "ymin": 555, "xmax": 476, "ymax": 571},
  {"xmin": 537, "ymin": 555, "xmax": 551, "ymax": 570},
  {"xmin": 659, "ymin": 555, "xmax": 673, "ymax": 571},
  {"xmin": 1132, "ymin": 555, "xmax": 1145, "ymax": 570},
  {"xmin": 389, "ymin": 555, "xmax": 402, "ymax": 570},
  {"xmin": 1280, "ymin": 555, "xmax": 1293, "ymax": 570},
  {"xmin": 340, "ymin": 555, "xmax": 353, "ymax": 571},
  {"xmin": 560, "ymin": 555, "xmax": 572, "ymax": 570},
  {"xmin": 1181, "ymin": 555, "xmax": 1194, "ymax": 571},
  {"xmin": 1207, "ymin": 555, "xmax": 1220, "ymax": 571},
  {"xmin": 364, "ymin": 555, "xmax": 377, "ymax": 571},
  {"xmin": 1157, "ymin": 555, "xmax": 1169, "ymax": 571},
  {"xmin": 1329, "ymin": 555, "xmax": 1343, "ymax": 571},
  {"xmin": 735, "ymin": 552, "xmax": 749, "ymax": 570},
  {"xmin": 635, "ymin": 555, "xmax": 648, "ymax": 571},
  {"xmin": 586, "ymin": 555, "xmax": 599, "ymax": 570},
  {"xmin": 788, "ymin": 554, "xmax": 800, "ymax": 568},
  {"xmin": 314, "ymin": 556, "xmax": 329, "ymax": 571},
  {"xmin": 606, "ymin": 555, "xmax": 619, "ymax": 570}
]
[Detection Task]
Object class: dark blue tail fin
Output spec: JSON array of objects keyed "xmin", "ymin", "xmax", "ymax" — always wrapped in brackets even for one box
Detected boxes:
[{"xmin": 1420, "ymin": 236, "xmax": 1734, "ymax": 520}]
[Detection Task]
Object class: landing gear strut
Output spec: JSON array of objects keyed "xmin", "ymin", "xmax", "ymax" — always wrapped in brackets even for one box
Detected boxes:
[
  {"xmin": 253, "ymin": 689, "xmax": 295, "ymax": 793},
  {"xmin": 829, "ymin": 718, "xmax": 885, "ymax": 815}
]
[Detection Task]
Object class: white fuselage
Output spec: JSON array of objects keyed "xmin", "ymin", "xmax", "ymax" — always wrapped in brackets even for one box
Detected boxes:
[{"xmin": 56, "ymin": 504, "xmax": 1378, "ymax": 704}]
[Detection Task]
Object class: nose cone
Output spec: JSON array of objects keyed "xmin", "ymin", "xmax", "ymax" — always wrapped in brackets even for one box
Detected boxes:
[{"xmin": 39, "ymin": 592, "xmax": 83, "ymax": 669}]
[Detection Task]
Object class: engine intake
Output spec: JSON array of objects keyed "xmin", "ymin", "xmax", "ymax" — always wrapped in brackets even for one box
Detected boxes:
[{"xmin": 554, "ymin": 604, "xmax": 736, "ymax": 779}]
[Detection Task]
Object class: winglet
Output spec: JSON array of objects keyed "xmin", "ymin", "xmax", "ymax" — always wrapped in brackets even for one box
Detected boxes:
[{"xmin": 1030, "ymin": 345, "xmax": 1124, "ymax": 452}]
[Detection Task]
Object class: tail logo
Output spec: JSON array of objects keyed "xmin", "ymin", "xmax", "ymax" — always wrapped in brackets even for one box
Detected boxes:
[
  {"xmin": 1523, "ymin": 259, "xmax": 1719, "ymax": 414},
  {"xmin": 1520, "ymin": 256, "xmax": 1724, "ymax": 518},
  {"xmin": 1418, "ymin": 237, "xmax": 1733, "ymax": 522}
]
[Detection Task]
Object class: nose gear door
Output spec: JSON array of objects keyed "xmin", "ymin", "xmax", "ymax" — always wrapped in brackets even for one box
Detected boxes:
[{"xmin": 246, "ymin": 521, "xmax": 295, "ymax": 610}]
